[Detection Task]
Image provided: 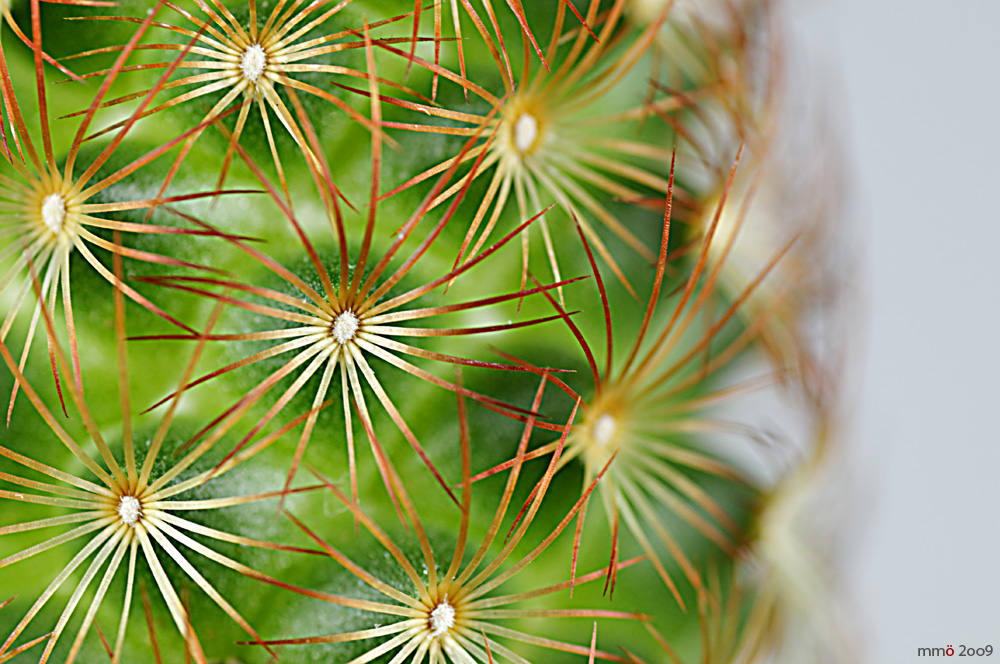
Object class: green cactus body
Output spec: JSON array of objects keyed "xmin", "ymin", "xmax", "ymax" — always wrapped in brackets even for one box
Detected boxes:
[{"xmin": 0, "ymin": 1, "xmax": 853, "ymax": 663}]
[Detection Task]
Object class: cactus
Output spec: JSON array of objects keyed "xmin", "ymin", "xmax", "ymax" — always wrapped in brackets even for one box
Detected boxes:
[{"xmin": 0, "ymin": 1, "xmax": 854, "ymax": 662}]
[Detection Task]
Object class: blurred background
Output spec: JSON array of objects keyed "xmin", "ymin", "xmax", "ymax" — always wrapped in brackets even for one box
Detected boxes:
[{"xmin": 791, "ymin": 0, "xmax": 1000, "ymax": 660}]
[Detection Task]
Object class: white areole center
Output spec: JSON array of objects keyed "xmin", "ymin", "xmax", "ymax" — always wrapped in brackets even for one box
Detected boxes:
[
  {"xmin": 332, "ymin": 310, "xmax": 360, "ymax": 345},
  {"xmin": 41, "ymin": 193, "xmax": 66, "ymax": 235},
  {"xmin": 240, "ymin": 44, "xmax": 268, "ymax": 83},
  {"xmin": 513, "ymin": 113, "xmax": 539, "ymax": 154},
  {"xmin": 117, "ymin": 496, "xmax": 143, "ymax": 526},
  {"xmin": 592, "ymin": 413, "xmax": 617, "ymax": 448},
  {"xmin": 429, "ymin": 599, "xmax": 456, "ymax": 637}
]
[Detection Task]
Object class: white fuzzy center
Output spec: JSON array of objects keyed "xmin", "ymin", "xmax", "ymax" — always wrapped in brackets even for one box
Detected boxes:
[
  {"xmin": 332, "ymin": 310, "xmax": 360, "ymax": 344},
  {"xmin": 429, "ymin": 599, "xmax": 456, "ymax": 637},
  {"xmin": 513, "ymin": 113, "xmax": 539, "ymax": 153},
  {"xmin": 117, "ymin": 496, "xmax": 142, "ymax": 526},
  {"xmin": 592, "ymin": 414, "xmax": 617, "ymax": 448},
  {"xmin": 240, "ymin": 44, "xmax": 267, "ymax": 83},
  {"xmin": 41, "ymin": 194, "xmax": 66, "ymax": 235}
]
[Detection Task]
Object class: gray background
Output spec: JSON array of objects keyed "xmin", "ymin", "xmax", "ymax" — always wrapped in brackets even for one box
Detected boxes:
[{"xmin": 792, "ymin": 1, "xmax": 1000, "ymax": 660}]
